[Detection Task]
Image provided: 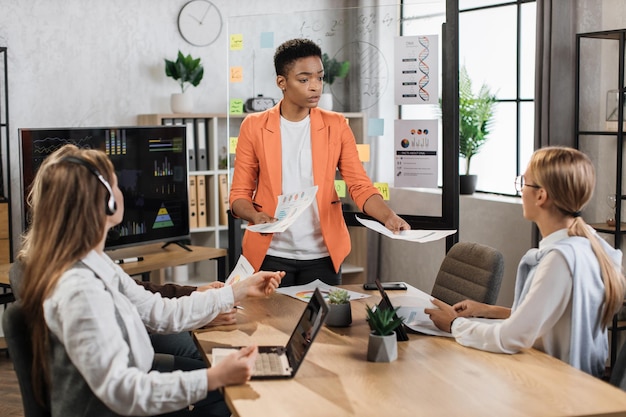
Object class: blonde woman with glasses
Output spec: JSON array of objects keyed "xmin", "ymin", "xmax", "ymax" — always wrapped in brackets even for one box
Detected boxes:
[{"xmin": 427, "ymin": 146, "xmax": 626, "ymax": 377}]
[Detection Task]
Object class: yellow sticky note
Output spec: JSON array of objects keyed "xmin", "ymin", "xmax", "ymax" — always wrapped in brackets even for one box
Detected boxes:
[
  {"xmin": 229, "ymin": 137, "xmax": 238, "ymax": 154},
  {"xmin": 356, "ymin": 144, "xmax": 370, "ymax": 162},
  {"xmin": 230, "ymin": 66, "xmax": 243, "ymax": 83},
  {"xmin": 374, "ymin": 182, "xmax": 390, "ymax": 200},
  {"xmin": 229, "ymin": 99, "xmax": 244, "ymax": 115},
  {"xmin": 230, "ymin": 34, "xmax": 243, "ymax": 50},
  {"xmin": 334, "ymin": 180, "xmax": 346, "ymax": 198}
]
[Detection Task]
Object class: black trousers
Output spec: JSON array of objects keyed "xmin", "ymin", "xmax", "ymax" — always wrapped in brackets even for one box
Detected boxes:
[{"xmin": 260, "ymin": 255, "xmax": 342, "ymax": 287}]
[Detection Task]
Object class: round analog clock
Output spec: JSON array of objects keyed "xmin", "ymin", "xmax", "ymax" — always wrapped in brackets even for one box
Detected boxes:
[{"xmin": 177, "ymin": 0, "xmax": 223, "ymax": 46}]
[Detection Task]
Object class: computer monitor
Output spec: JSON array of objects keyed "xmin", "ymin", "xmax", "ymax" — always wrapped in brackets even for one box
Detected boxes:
[{"xmin": 19, "ymin": 125, "xmax": 190, "ymax": 250}]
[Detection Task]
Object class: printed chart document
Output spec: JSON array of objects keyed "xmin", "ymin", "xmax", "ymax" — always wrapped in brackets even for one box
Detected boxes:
[
  {"xmin": 277, "ymin": 279, "xmax": 370, "ymax": 303},
  {"xmin": 247, "ymin": 186, "xmax": 318, "ymax": 233},
  {"xmin": 356, "ymin": 215, "xmax": 456, "ymax": 243},
  {"xmin": 225, "ymin": 255, "xmax": 255, "ymax": 285}
]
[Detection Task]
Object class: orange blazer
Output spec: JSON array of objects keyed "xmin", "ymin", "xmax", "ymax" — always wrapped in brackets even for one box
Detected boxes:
[{"xmin": 229, "ymin": 103, "xmax": 380, "ymax": 273}]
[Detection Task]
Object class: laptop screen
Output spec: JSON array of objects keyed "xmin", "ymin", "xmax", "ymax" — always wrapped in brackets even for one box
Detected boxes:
[{"xmin": 286, "ymin": 288, "xmax": 328, "ymax": 374}]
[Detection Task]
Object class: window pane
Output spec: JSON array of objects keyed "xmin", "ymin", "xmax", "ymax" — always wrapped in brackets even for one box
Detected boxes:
[
  {"xmin": 520, "ymin": 101, "xmax": 535, "ymax": 176},
  {"xmin": 460, "ymin": 5, "xmax": 517, "ymax": 98},
  {"xmin": 470, "ymin": 102, "xmax": 517, "ymax": 194},
  {"xmin": 461, "ymin": 0, "xmax": 515, "ymax": 10},
  {"xmin": 520, "ymin": 2, "xmax": 536, "ymax": 99}
]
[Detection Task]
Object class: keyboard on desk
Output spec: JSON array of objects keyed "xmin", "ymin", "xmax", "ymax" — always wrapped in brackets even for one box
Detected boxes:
[{"xmin": 254, "ymin": 350, "xmax": 292, "ymax": 377}]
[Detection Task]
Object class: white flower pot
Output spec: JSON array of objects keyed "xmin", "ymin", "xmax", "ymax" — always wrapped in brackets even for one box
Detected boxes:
[
  {"xmin": 318, "ymin": 93, "xmax": 333, "ymax": 110},
  {"xmin": 171, "ymin": 92, "xmax": 194, "ymax": 114},
  {"xmin": 367, "ymin": 331, "xmax": 398, "ymax": 362}
]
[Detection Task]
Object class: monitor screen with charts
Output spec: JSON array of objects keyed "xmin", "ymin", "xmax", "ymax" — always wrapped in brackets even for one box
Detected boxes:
[
  {"xmin": 211, "ymin": 287, "xmax": 329, "ymax": 379},
  {"xmin": 19, "ymin": 126, "xmax": 190, "ymax": 250}
]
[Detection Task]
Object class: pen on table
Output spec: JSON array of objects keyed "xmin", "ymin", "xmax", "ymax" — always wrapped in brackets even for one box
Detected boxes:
[
  {"xmin": 235, "ymin": 305, "xmax": 245, "ymax": 310},
  {"xmin": 115, "ymin": 256, "xmax": 144, "ymax": 264}
]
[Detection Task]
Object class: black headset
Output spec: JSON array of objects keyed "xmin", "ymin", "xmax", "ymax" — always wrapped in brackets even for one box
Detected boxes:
[{"xmin": 60, "ymin": 156, "xmax": 117, "ymax": 215}]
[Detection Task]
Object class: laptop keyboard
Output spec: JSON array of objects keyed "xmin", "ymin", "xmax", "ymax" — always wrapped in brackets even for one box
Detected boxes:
[{"xmin": 254, "ymin": 352, "xmax": 288, "ymax": 376}]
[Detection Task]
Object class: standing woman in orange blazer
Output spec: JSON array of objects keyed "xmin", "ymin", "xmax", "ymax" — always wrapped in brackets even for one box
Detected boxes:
[{"xmin": 230, "ymin": 38, "xmax": 410, "ymax": 287}]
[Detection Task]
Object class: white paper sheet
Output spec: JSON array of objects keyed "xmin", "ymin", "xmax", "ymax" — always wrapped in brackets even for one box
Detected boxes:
[
  {"xmin": 356, "ymin": 215, "xmax": 456, "ymax": 243},
  {"xmin": 225, "ymin": 255, "xmax": 255, "ymax": 285}
]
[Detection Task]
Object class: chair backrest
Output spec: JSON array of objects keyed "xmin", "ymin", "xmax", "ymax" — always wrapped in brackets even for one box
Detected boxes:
[
  {"xmin": 431, "ymin": 241, "xmax": 504, "ymax": 305},
  {"xmin": 2, "ymin": 302, "xmax": 51, "ymax": 417}
]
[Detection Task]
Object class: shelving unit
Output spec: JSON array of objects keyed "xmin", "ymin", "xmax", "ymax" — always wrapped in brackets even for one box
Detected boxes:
[
  {"xmin": 138, "ymin": 113, "xmax": 245, "ymax": 251},
  {"xmin": 138, "ymin": 112, "xmax": 368, "ymax": 282},
  {"xmin": 0, "ymin": 47, "xmax": 11, "ymax": 264},
  {"xmin": 575, "ymin": 28, "xmax": 626, "ymax": 370}
]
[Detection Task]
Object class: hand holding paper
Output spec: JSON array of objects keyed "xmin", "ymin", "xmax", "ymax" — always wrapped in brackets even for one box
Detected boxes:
[
  {"xmin": 356, "ymin": 215, "xmax": 456, "ymax": 243},
  {"xmin": 247, "ymin": 186, "xmax": 318, "ymax": 233}
]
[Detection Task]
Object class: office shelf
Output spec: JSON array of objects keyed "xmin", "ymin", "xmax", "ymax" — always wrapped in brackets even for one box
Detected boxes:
[{"xmin": 575, "ymin": 28, "xmax": 626, "ymax": 370}]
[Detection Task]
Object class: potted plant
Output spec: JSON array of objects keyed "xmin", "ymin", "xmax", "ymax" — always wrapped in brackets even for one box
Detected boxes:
[
  {"xmin": 365, "ymin": 305, "xmax": 403, "ymax": 362},
  {"xmin": 325, "ymin": 288, "xmax": 352, "ymax": 327},
  {"xmin": 164, "ymin": 51, "xmax": 204, "ymax": 114},
  {"xmin": 319, "ymin": 53, "xmax": 350, "ymax": 110},
  {"xmin": 457, "ymin": 65, "xmax": 497, "ymax": 194}
]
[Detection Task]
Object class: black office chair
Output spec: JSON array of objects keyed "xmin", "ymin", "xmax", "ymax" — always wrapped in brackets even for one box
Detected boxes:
[
  {"xmin": 431, "ymin": 241, "xmax": 505, "ymax": 306},
  {"xmin": 610, "ymin": 334, "xmax": 626, "ymax": 390},
  {"xmin": 2, "ymin": 302, "xmax": 51, "ymax": 417}
]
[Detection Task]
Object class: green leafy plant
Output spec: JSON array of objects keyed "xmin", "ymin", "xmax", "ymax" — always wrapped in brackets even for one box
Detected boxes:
[
  {"xmin": 328, "ymin": 288, "xmax": 350, "ymax": 305},
  {"xmin": 458, "ymin": 65, "xmax": 497, "ymax": 175},
  {"xmin": 365, "ymin": 305, "xmax": 403, "ymax": 337},
  {"xmin": 322, "ymin": 53, "xmax": 350, "ymax": 86},
  {"xmin": 164, "ymin": 51, "xmax": 204, "ymax": 93}
]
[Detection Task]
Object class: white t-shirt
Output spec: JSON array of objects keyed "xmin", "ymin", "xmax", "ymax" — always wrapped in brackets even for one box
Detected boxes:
[{"xmin": 266, "ymin": 115, "xmax": 328, "ymax": 260}]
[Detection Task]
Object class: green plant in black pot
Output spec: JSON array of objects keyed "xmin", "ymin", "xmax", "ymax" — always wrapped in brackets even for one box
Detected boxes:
[
  {"xmin": 164, "ymin": 51, "xmax": 204, "ymax": 93},
  {"xmin": 457, "ymin": 65, "xmax": 497, "ymax": 194},
  {"xmin": 365, "ymin": 305, "xmax": 403, "ymax": 336}
]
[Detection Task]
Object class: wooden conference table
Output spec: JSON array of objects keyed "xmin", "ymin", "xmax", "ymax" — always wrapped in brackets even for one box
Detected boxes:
[{"xmin": 194, "ymin": 284, "xmax": 626, "ymax": 417}]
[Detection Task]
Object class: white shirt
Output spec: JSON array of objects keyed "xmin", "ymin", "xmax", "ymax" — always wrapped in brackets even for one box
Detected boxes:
[
  {"xmin": 267, "ymin": 115, "xmax": 328, "ymax": 260},
  {"xmin": 452, "ymin": 229, "xmax": 573, "ymax": 360},
  {"xmin": 43, "ymin": 250, "xmax": 235, "ymax": 416}
]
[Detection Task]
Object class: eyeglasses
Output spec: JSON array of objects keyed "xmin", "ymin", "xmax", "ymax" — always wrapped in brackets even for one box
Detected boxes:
[{"xmin": 514, "ymin": 175, "xmax": 541, "ymax": 193}]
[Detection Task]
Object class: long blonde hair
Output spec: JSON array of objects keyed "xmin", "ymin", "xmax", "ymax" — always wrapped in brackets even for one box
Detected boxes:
[
  {"xmin": 529, "ymin": 146, "xmax": 626, "ymax": 327},
  {"xmin": 18, "ymin": 144, "xmax": 116, "ymax": 404}
]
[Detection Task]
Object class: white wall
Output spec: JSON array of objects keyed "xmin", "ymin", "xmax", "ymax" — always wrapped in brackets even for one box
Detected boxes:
[{"xmin": 0, "ymin": 0, "xmax": 362, "ymax": 251}]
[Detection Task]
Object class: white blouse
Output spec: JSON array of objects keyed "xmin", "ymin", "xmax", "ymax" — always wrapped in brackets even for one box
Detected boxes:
[
  {"xmin": 44, "ymin": 250, "xmax": 234, "ymax": 416},
  {"xmin": 452, "ymin": 229, "xmax": 573, "ymax": 360}
]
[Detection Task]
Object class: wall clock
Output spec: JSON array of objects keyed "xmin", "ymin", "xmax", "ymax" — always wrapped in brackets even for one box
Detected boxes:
[{"xmin": 177, "ymin": 0, "xmax": 223, "ymax": 46}]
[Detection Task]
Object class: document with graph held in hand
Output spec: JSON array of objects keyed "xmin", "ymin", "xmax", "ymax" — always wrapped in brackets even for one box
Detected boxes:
[{"xmin": 246, "ymin": 186, "xmax": 318, "ymax": 234}]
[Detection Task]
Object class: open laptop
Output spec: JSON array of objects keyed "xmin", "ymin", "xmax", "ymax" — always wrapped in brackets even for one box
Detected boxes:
[
  {"xmin": 211, "ymin": 287, "xmax": 329, "ymax": 379},
  {"xmin": 374, "ymin": 279, "xmax": 409, "ymax": 341}
]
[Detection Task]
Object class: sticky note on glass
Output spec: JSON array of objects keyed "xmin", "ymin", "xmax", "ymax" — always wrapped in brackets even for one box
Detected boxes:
[
  {"xmin": 229, "ymin": 137, "xmax": 238, "ymax": 154},
  {"xmin": 230, "ymin": 34, "xmax": 243, "ymax": 50},
  {"xmin": 374, "ymin": 182, "xmax": 390, "ymax": 200},
  {"xmin": 260, "ymin": 32, "xmax": 274, "ymax": 48},
  {"xmin": 356, "ymin": 144, "xmax": 370, "ymax": 162},
  {"xmin": 368, "ymin": 118, "xmax": 385, "ymax": 136},
  {"xmin": 229, "ymin": 99, "xmax": 244, "ymax": 115},
  {"xmin": 230, "ymin": 66, "xmax": 243, "ymax": 83},
  {"xmin": 334, "ymin": 180, "xmax": 346, "ymax": 198}
]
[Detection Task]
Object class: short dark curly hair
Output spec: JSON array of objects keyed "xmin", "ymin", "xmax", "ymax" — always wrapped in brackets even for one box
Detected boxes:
[{"xmin": 274, "ymin": 38, "xmax": 322, "ymax": 77}]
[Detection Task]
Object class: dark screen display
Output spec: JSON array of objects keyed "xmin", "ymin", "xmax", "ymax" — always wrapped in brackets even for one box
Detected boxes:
[{"xmin": 19, "ymin": 126, "xmax": 189, "ymax": 250}]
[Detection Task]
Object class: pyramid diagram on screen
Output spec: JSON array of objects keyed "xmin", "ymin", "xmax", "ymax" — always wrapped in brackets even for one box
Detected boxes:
[{"xmin": 153, "ymin": 204, "xmax": 174, "ymax": 229}]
